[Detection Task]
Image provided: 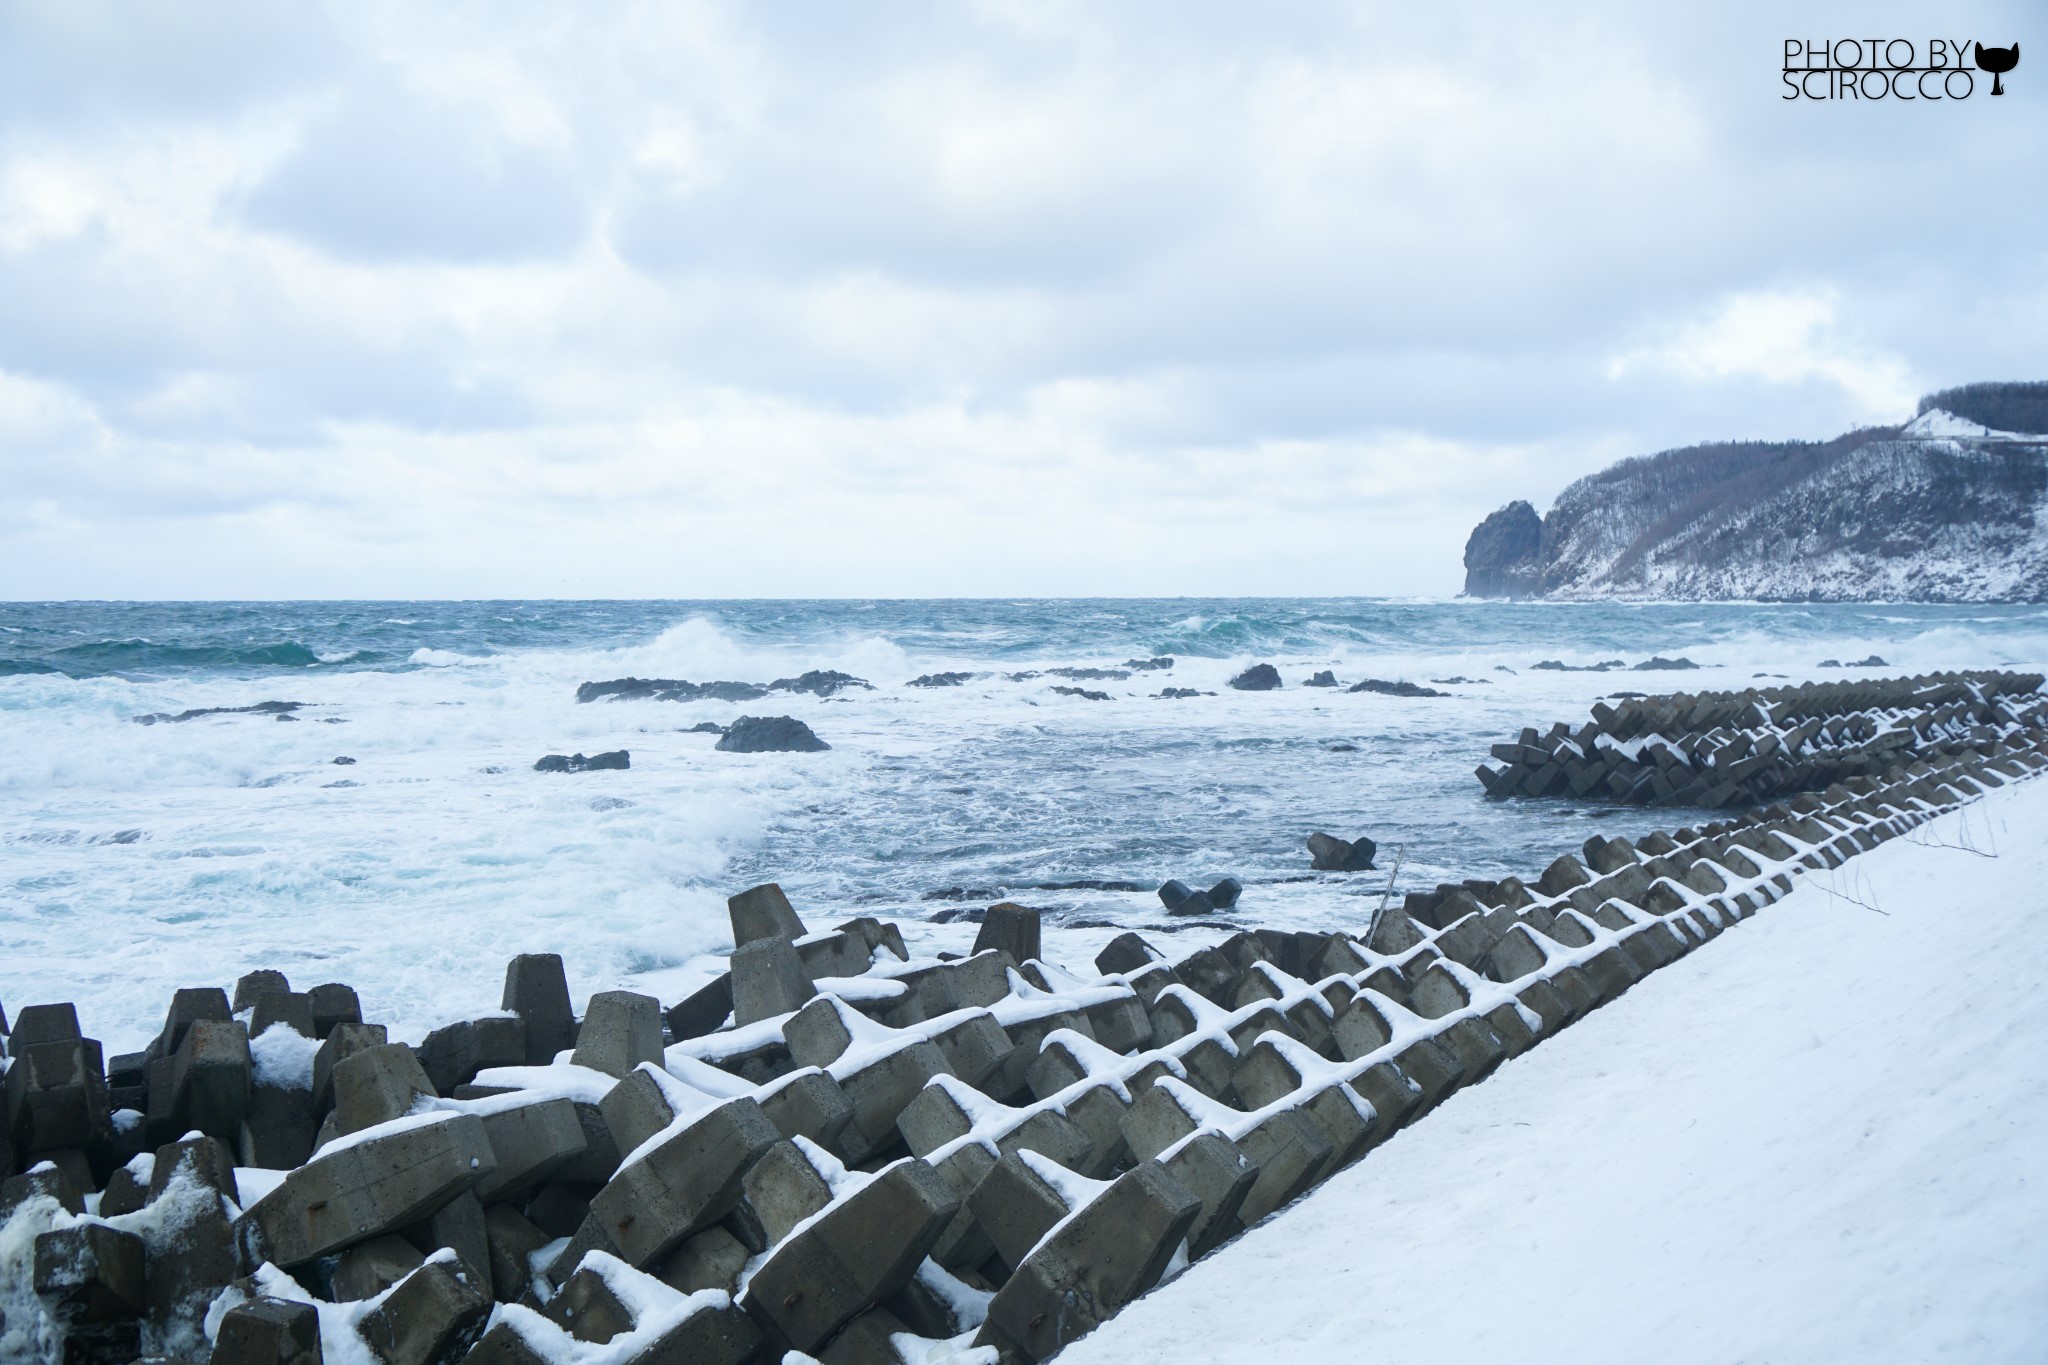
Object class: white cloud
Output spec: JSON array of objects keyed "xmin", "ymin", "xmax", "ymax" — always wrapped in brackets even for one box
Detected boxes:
[{"xmin": 0, "ymin": 0, "xmax": 2043, "ymax": 597}]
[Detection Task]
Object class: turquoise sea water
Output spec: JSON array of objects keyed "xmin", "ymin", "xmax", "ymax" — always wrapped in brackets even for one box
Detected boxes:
[{"xmin": 4, "ymin": 597, "xmax": 2043, "ymax": 1048}]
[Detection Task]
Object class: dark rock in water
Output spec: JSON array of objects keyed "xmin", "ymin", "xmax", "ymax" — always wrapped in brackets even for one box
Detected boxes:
[
  {"xmin": 1046, "ymin": 667, "xmax": 1130, "ymax": 681},
  {"xmin": 1327, "ymin": 743, "xmax": 1358, "ymax": 752},
  {"xmin": 1632, "ymin": 656, "xmax": 1699, "ymax": 671},
  {"xmin": 715, "ymin": 716, "xmax": 829, "ymax": 753},
  {"xmin": 922, "ymin": 886, "xmax": 1005, "ymax": 902},
  {"xmin": 1605, "ymin": 690, "xmax": 1647, "ymax": 698},
  {"xmin": 333, "ymin": 756, "xmax": 356, "ymax": 765},
  {"xmin": 1303, "ymin": 670, "xmax": 1338, "ymax": 687},
  {"xmin": 1430, "ymin": 676, "xmax": 1490, "ymax": 685},
  {"xmin": 1532, "ymin": 660, "xmax": 1625, "ymax": 673},
  {"xmin": 134, "ymin": 701, "xmax": 305, "ymax": 725},
  {"xmin": 1050, "ymin": 686, "xmax": 1112, "ymax": 701},
  {"xmin": 1156, "ymin": 688, "xmax": 1209, "ymax": 699},
  {"xmin": 576, "ymin": 677, "xmax": 770, "ymax": 704},
  {"xmin": 907, "ymin": 672, "xmax": 974, "ymax": 688},
  {"xmin": 1157, "ymin": 880, "xmax": 1216, "ymax": 916},
  {"xmin": 770, "ymin": 669, "xmax": 872, "ymax": 696},
  {"xmin": 1207, "ymin": 877, "xmax": 1243, "ymax": 909},
  {"xmin": 1228, "ymin": 664, "xmax": 1282, "ymax": 691},
  {"xmin": 1005, "ymin": 670, "xmax": 1043, "ymax": 681},
  {"xmin": 275, "ymin": 713, "xmax": 298, "ymax": 721},
  {"xmin": 1820, "ymin": 655, "xmax": 1888, "ymax": 668},
  {"xmin": 1123, "ymin": 657, "xmax": 1175, "ymax": 671},
  {"xmin": 685, "ymin": 722, "xmax": 726, "ymax": 734},
  {"xmin": 534, "ymin": 750, "xmax": 631, "ymax": 773},
  {"xmin": 1307, "ymin": 832, "xmax": 1377, "ymax": 871},
  {"xmin": 1027, "ymin": 878, "xmax": 1152, "ymax": 893},
  {"xmin": 1348, "ymin": 678, "xmax": 1447, "ymax": 698},
  {"xmin": 928, "ymin": 906, "xmax": 987, "ymax": 924}
]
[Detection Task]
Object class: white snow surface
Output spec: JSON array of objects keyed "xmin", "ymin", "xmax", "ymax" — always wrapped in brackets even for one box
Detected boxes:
[{"xmin": 1064, "ymin": 777, "xmax": 2048, "ymax": 1365}]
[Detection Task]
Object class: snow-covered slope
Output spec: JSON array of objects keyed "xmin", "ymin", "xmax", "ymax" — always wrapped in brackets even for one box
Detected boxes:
[
  {"xmin": 1065, "ymin": 775, "xmax": 2048, "ymax": 1365},
  {"xmin": 1464, "ymin": 381, "xmax": 2048, "ymax": 602}
]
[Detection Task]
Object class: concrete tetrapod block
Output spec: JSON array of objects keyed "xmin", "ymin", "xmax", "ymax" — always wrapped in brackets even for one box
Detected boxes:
[
  {"xmin": 404, "ymin": 1187, "xmax": 491, "ymax": 1289},
  {"xmin": 965, "ymin": 1148, "xmax": 1072, "ymax": 1270},
  {"xmin": 243, "ymin": 1074, "xmax": 318, "ymax": 1170},
  {"xmin": 312, "ymin": 1022, "xmax": 389, "ymax": 1116},
  {"xmin": 1160, "ymin": 1132, "xmax": 1259, "ymax": 1257},
  {"xmin": 545, "ymin": 1263, "xmax": 637, "ymax": 1342},
  {"xmin": 740, "ymin": 1139, "xmax": 836, "ymax": 1245},
  {"xmin": 237, "ymin": 1112, "xmax": 497, "ymax": 1268},
  {"xmin": 758, "ymin": 1069, "xmax": 856, "ymax": 1151},
  {"xmin": 1094, "ymin": 932, "xmax": 1164, "ymax": 977},
  {"xmin": 730, "ymin": 881, "xmax": 809, "ymax": 946},
  {"xmin": 657, "ymin": 1224, "xmax": 750, "ymax": 1296},
  {"xmin": 33, "ymin": 1222, "xmax": 147, "ymax": 1324},
  {"xmin": 895, "ymin": 1077, "xmax": 1095, "ymax": 1173},
  {"xmin": 972, "ymin": 903, "xmax": 1043, "ymax": 965},
  {"xmin": 484, "ymin": 1203, "xmax": 552, "ymax": 1302},
  {"xmin": 882, "ymin": 951, "xmax": 1015, "ymax": 1027},
  {"xmin": 332, "ymin": 1043, "xmax": 437, "ymax": 1136},
  {"xmin": 664, "ymin": 974, "xmax": 735, "ymax": 1043},
  {"xmin": 797, "ymin": 929, "xmax": 875, "ymax": 982},
  {"xmin": 571, "ymin": 991, "xmax": 665, "ymax": 1079},
  {"xmin": 468, "ymin": 1094, "xmax": 588, "ymax": 1205},
  {"xmin": 975, "ymin": 1160, "xmax": 1202, "ymax": 1364},
  {"xmin": 730, "ymin": 938, "xmax": 818, "ymax": 1028},
  {"xmin": 5, "ymin": 1036, "xmax": 109, "ymax": 1155},
  {"xmin": 331, "ymin": 1233, "xmax": 427, "ymax": 1301},
  {"xmin": 740, "ymin": 1157, "xmax": 959, "ymax": 1356},
  {"xmin": 833, "ymin": 1040, "xmax": 955, "ymax": 1165},
  {"xmin": 819, "ymin": 1306, "xmax": 918, "ymax": 1365},
  {"xmin": 170, "ymin": 1019, "xmax": 252, "ymax": 1145},
  {"xmin": 501, "ymin": 953, "xmax": 577, "ymax": 1065},
  {"xmin": 1231, "ymin": 1038, "xmax": 1379, "ymax": 1166},
  {"xmin": 417, "ymin": 1016, "xmax": 527, "ymax": 1096},
  {"xmin": 1121, "ymin": 1080, "xmax": 1333, "ymax": 1231},
  {"xmin": 212, "ymin": 1296, "xmax": 324, "ymax": 1365},
  {"xmin": 588, "ymin": 1096, "xmax": 779, "ymax": 1269},
  {"xmin": 308, "ymin": 982, "xmax": 364, "ymax": 1040},
  {"xmin": 354, "ymin": 1255, "xmax": 493, "ymax": 1365},
  {"xmin": 921, "ymin": 1011, "xmax": 1015, "ymax": 1092}
]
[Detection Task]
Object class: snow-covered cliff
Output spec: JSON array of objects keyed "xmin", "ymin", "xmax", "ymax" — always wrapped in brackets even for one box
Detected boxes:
[{"xmin": 1464, "ymin": 382, "xmax": 2048, "ymax": 602}]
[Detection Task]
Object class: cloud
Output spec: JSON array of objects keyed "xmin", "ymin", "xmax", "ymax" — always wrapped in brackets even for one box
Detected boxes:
[{"xmin": 0, "ymin": 0, "xmax": 2043, "ymax": 597}]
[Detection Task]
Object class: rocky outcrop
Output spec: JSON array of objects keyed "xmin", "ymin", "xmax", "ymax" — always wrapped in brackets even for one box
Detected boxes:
[
  {"xmin": 1463, "ymin": 382, "xmax": 2048, "ymax": 602},
  {"xmin": 715, "ymin": 716, "xmax": 829, "ymax": 753}
]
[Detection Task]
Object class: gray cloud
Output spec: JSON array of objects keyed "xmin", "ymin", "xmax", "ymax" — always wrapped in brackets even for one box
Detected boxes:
[{"xmin": 1, "ymin": 0, "xmax": 2043, "ymax": 597}]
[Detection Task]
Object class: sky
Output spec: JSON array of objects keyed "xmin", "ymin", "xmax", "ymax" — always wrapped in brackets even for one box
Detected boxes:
[{"xmin": 1, "ymin": 0, "xmax": 2042, "ymax": 599}]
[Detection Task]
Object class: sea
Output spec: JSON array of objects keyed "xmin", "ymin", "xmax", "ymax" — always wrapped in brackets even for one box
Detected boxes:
[{"xmin": 5, "ymin": 597, "xmax": 2044, "ymax": 1052}]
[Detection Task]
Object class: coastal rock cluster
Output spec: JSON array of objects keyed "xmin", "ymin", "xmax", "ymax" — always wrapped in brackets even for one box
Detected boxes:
[
  {"xmin": 3, "ymin": 692, "xmax": 2043, "ymax": 1363},
  {"xmin": 1477, "ymin": 670, "xmax": 2045, "ymax": 808}
]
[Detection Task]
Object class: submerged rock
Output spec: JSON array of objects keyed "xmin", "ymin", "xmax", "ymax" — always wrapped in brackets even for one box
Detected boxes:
[
  {"xmin": 134, "ymin": 701, "xmax": 305, "ymax": 725},
  {"xmin": 906, "ymin": 672, "xmax": 974, "ymax": 688},
  {"xmin": 1123, "ymin": 656, "xmax": 1175, "ymax": 671},
  {"xmin": 534, "ymin": 750, "xmax": 630, "ymax": 773},
  {"xmin": 1050, "ymin": 686, "xmax": 1112, "ymax": 701},
  {"xmin": 1347, "ymin": 678, "xmax": 1447, "ymax": 698},
  {"xmin": 715, "ymin": 716, "xmax": 829, "ymax": 753},
  {"xmin": 1156, "ymin": 688, "xmax": 1210, "ymax": 699},
  {"xmin": 1303, "ymin": 670, "xmax": 1338, "ymax": 687},
  {"xmin": 1632, "ymin": 656, "xmax": 1700, "ymax": 671},
  {"xmin": 1228, "ymin": 664, "xmax": 1282, "ymax": 691},
  {"xmin": 770, "ymin": 669, "xmax": 872, "ymax": 696}
]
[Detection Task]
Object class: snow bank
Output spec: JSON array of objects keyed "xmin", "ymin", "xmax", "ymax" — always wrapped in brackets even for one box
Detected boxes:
[{"xmin": 1063, "ymin": 776, "xmax": 2048, "ymax": 1365}]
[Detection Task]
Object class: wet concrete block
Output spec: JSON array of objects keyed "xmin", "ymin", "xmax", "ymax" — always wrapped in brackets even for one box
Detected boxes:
[
  {"xmin": 354, "ymin": 1257, "xmax": 492, "ymax": 1365},
  {"xmin": 313, "ymin": 1022, "xmax": 389, "ymax": 1116},
  {"xmin": 169, "ymin": 1019, "xmax": 252, "ymax": 1146},
  {"xmin": 664, "ymin": 974, "xmax": 735, "ymax": 1042},
  {"xmin": 966, "ymin": 1149, "xmax": 1071, "ymax": 1270},
  {"xmin": 418, "ymin": 1016, "xmax": 527, "ymax": 1096},
  {"xmin": 656, "ymin": 1224, "xmax": 749, "ymax": 1296},
  {"xmin": 33, "ymin": 1222, "xmax": 146, "ymax": 1323},
  {"xmin": 741, "ymin": 1158, "xmax": 959, "ymax": 1355},
  {"xmin": 308, "ymin": 982, "xmax": 363, "ymax": 1040},
  {"xmin": 212, "ymin": 1296, "xmax": 323, "ymax": 1365},
  {"xmin": 472, "ymin": 1095, "xmax": 587, "ymax": 1205},
  {"xmin": 502, "ymin": 954, "xmax": 578, "ymax": 1065},
  {"xmin": 484, "ymin": 1202, "xmax": 552, "ymax": 1302},
  {"xmin": 544, "ymin": 1263, "xmax": 636, "ymax": 1343},
  {"xmin": 589, "ymin": 1097, "xmax": 779, "ymax": 1269},
  {"xmin": 730, "ymin": 882, "xmax": 808, "ymax": 946},
  {"xmin": 238, "ymin": 1113, "xmax": 497, "ymax": 1268},
  {"xmin": 332, "ymin": 1233, "xmax": 428, "ymax": 1301},
  {"xmin": 832, "ymin": 1041, "xmax": 953, "ymax": 1164},
  {"xmin": 332, "ymin": 1043, "xmax": 437, "ymax": 1136},
  {"xmin": 241, "ymin": 1079, "xmax": 318, "ymax": 1170},
  {"xmin": 759, "ymin": 1069, "xmax": 856, "ymax": 1151},
  {"xmin": 797, "ymin": 930, "xmax": 875, "ymax": 982},
  {"xmin": 922, "ymin": 1011, "xmax": 1014, "ymax": 1092},
  {"xmin": 247, "ymin": 991, "xmax": 317, "ymax": 1041},
  {"xmin": 5, "ymin": 1036, "xmax": 110, "ymax": 1155},
  {"xmin": 882, "ymin": 951, "xmax": 1015, "ymax": 1028},
  {"xmin": 404, "ymin": 1188, "xmax": 490, "ymax": 1288},
  {"xmin": 975, "ymin": 1161, "xmax": 1201, "ymax": 1363},
  {"xmin": 1094, "ymin": 932, "xmax": 1164, "ymax": 976},
  {"xmin": 740, "ymin": 1138, "xmax": 836, "ymax": 1245},
  {"xmin": 1081, "ymin": 991, "xmax": 1153, "ymax": 1055},
  {"xmin": 972, "ymin": 903, "xmax": 1042, "ymax": 965},
  {"xmin": 571, "ymin": 991, "xmax": 665, "ymax": 1079}
]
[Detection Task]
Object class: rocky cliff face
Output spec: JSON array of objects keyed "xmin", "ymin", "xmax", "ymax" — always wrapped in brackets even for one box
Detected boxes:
[{"xmin": 1464, "ymin": 382, "xmax": 2048, "ymax": 603}]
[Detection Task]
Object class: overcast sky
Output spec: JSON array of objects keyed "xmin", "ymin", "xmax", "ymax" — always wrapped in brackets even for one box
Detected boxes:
[{"xmin": 2, "ymin": 0, "xmax": 2041, "ymax": 599}]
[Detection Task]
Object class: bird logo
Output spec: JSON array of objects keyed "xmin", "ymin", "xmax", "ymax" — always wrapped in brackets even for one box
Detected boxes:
[{"xmin": 1975, "ymin": 41, "xmax": 2018, "ymax": 96}]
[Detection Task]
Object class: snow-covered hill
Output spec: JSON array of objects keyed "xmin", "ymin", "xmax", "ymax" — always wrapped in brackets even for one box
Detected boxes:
[{"xmin": 1465, "ymin": 382, "xmax": 2048, "ymax": 602}]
